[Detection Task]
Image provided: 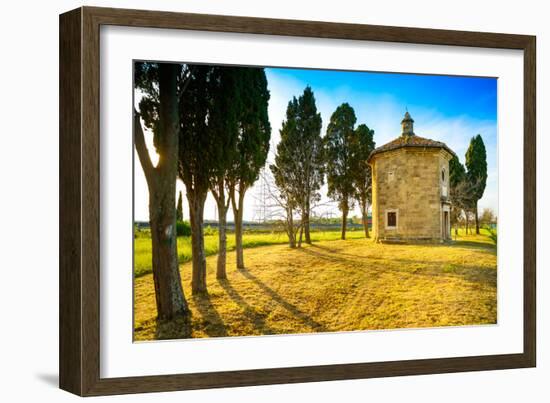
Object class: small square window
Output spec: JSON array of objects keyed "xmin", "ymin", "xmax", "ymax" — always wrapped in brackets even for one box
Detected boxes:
[
  {"xmin": 387, "ymin": 211, "xmax": 397, "ymax": 228},
  {"xmin": 387, "ymin": 171, "xmax": 394, "ymax": 182}
]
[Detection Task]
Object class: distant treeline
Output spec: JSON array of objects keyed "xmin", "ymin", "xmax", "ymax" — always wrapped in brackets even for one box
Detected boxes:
[{"xmin": 135, "ymin": 219, "xmax": 370, "ymax": 232}]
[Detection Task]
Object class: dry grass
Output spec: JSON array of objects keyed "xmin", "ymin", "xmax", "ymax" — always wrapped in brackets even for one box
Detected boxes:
[
  {"xmin": 134, "ymin": 229, "xmax": 364, "ymax": 277},
  {"xmin": 134, "ymin": 232, "xmax": 497, "ymax": 341}
]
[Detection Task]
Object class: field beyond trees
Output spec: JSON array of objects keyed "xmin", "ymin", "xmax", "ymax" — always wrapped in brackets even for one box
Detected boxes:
[
  {"xmin": 134, "ymin": 228, "xmax": 365, "ymax": 278},
  {"xmin": 134, "ymin": 229, "xmax": 497, "ymax": 340}
]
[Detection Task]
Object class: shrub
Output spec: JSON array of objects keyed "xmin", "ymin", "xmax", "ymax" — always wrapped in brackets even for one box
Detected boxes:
[
  {"xmin": 134, "ymin": 224, "xmax": 150, "ymax": 239},
  {"xmin": 484, "ymin": 225, "xmax": 497, "ymax": 246},
  {"xmin": 176, "ymin": 220, "xmax": 192, "ymax": 237},
  {"xmin": 203, "ymin": 225, "xmax": 217, "ymax": 236}
]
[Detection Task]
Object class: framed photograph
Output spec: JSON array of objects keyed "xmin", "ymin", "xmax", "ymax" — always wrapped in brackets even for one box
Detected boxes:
[{"xmin": 59, "ymin": 6, "xmax": 536, "ymax": 396}]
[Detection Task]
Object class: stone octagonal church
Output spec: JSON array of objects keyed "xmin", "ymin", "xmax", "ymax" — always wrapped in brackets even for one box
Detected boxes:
[{"xmin": 368, "ymin": 112, "xmax": 456, "ymax": 243}]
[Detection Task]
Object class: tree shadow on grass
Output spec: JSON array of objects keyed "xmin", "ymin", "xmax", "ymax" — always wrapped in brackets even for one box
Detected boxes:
[
  {"xmin": 218, "ymin": 279, "xmax": 277, "ymax": 335},
  {"xmin": 451, "ymin": 240, "xmax": 497, "ymax": 251},
  {"xmin": 237, "ymin": 267, "xmax": 328, "ymax": 333},
  {"xmin": 312, "ymin": 241, "xmax": 495, "ymax": 260},
  {"xmin": 191, "ymin": 292, "xmax": 228, "ymax": 337},
  {"xmin": 302, "ymin": 244, "xmax": 496, "ymax": 288}
]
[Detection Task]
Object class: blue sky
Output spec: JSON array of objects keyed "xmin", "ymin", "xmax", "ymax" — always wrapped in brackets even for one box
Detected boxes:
[
  {"xmin": 135, "ymin": 66, "xmax": 498, "ymax": 222},
  {"xmin": 263, "ymin": 67, "xmax": 498, "ymax": 220},
  {"xmin": 267, "ymin": 68, "xmax": 497, "ymax": 123}
]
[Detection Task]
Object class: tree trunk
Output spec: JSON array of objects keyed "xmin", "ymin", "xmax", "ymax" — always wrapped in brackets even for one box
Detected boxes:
[
  {"xmin": 134, "ymin": 63, "xmax": 188, "ymax": 320},
  {"xmin": 188, "ymin": 191, "xmax": 207, "ymax": 294},
  {"xmin": 297, "ymin": 223, "xmax": 304, "ymax": 248},
  {"xmin": 286, "ymin": 206, "xmax": 296, "ymax": 248},
  {"xmin": 361, "ymin": 199, "xmax": 370, "ymax": 238},
  {"xmin": 474, "ymin": 202, "xmax": 480, "ymax": 234},
  {"xmin": 362, "ymin": 211, "xmax": 369, "ymax": 238},
  {"xmin": 341, "ymin": 205, "xmax": 348, "ymax": 240},
  {"xmin": 231, "ymin": 187, "xmax": 246, "ymax": 269},
  {"xmin": 304, "ymin": 200, "xmax": 311, "ymax": 244},
  {"xmin": 149, "ymin": 185, "xmax": 188, "ymax": 320},
  {"xmin": 215, "ymin": 198, "xmax": 228, "ymax": 280},
  {"xmin": 287, "ymin": 207, "xmax": 296, "ymax": 248},
  {"xmin": 465, "ymin": 212, "xmax": 469, "ymax": 235}
]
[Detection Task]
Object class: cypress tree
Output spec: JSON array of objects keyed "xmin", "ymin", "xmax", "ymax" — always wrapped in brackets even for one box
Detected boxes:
[
  {"xmin": 324, "ymin": 103, "xmax": 357, "ymax": 240},
  {"xmin": 270, "ymin": 97, "xmax": 302, "ymax": 247},
  {"xmin": 228, "ymin": 68, "xmax": 271, "ymax": 269},
  {"xmin": 270, "ymin": 87, "xmax": 323, "ymax": 246},
  {"xmin": 134, "ymin": 62, "xmax": 189, "ymax": 320},
  {"xmin": 351, "ymin": 124, "xmax": 375, "ymax": 238},
  {"xmin": 178, "ymin": 65, "xmax": 212, "ymax": 294},
  {"xmin": 207, "ymin": 66, "xmax": 240, "ymax": 279},
  {"xmin": 465, "ymin": 134, "xmax": 488, "ymax": 235}
]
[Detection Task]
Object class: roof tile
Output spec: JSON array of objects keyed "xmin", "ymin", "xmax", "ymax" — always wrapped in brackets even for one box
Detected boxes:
[{"xmin": 368, "ymin": 135, "xmax": 456, "ymax": 161}]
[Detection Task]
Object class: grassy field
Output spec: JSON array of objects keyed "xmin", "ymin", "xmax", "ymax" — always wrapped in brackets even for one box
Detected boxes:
[
  {"xmin": 134, "ymin": 229, "xmax": 365, "ymax": 277},
  {"xmin": 134, "ymin": 229, "xmax": 497, "ymax": 340}
]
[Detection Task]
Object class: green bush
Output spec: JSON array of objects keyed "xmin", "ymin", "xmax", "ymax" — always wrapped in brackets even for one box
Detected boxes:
[
  {"xmin": 203, "ymin": 225, "xmax": 217, "ymax": 236},
  {"xmin": 134, "ymin": 224, "xmax": 150, "ymax": 239},
  {"xmin": 484, "ymin": 225, "xmax": 497, "ymax": 246},
  {"xmin": 176, "ymin": 220, "xmax": 192, "ymax": 237}
]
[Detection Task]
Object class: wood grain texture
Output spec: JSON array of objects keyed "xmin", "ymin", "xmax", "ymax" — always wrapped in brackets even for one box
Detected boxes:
[
  {"xmin": 59, "ymin": 6, "xmax": 537, "ymax": 396},
  {"xmin": 523, "ymin": 38, "xmax": 536, "ymax": 367},
  {"xmin": 59, "ymin": 8, "xmax": 82, "ymax": 396},
  {"xmin": 81, "ymin": 6, "xmax": 102, "ymax": 396},
  {"xmin": 85, "ymin": 6, "xmax": 531, "ymax": 49}
]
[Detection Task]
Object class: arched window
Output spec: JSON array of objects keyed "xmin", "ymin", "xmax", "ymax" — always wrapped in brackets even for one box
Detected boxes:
[{"xmin": 441, "ymin": 169, "xmax": 445, "ymax": 182}]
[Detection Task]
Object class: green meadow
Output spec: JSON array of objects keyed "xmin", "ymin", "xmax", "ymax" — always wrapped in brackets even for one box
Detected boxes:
[{"xmin": 134, "ymin": 228, "xmax": 365, "ymax": 278}]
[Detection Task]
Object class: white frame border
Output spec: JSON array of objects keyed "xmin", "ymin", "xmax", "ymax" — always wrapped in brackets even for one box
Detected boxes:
[{"xmin": 99, "ymin": 25, "xmax": 524, "ymax": 378}]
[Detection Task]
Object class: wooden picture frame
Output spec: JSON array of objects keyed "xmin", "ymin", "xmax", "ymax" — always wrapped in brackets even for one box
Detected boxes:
[{"xmin": 59, "ymin": 6, "xmax": 536, "ymax": 396}]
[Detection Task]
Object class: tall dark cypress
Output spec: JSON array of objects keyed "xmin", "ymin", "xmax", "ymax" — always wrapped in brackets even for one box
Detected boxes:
[
  {"xmin": 324, "ymin": 103, "xmax": 357, "ymax": 240},
  {"xmin": 465, "ymin": 134, "xmax": 488, "ymax": 234},
  {"xmin": 134, "ymin": 62, "xmax": 189, "ymax": 320},
  {"xmin": 228, "ymin": 68, "xmax": 271, "ymax": 269}
]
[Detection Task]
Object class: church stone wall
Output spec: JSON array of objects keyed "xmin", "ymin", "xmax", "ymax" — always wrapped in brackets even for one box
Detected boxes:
[{"xmin": 371, "ymin": 148, "xmax": 450, "ymax": 242}]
